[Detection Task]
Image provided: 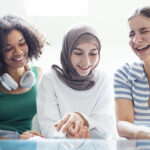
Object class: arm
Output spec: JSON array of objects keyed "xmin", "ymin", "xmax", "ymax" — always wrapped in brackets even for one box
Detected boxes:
[
  {"xmin": 55, "ymin": 72, "xmax": 116, "ymax": 139},
  {"xmin": 114, "ymin": 63, "xmax": 150, "ymax": 139},
  {"xmin": 19, "ymin": 131, "xmax": 42, "ymax": 139},
  {"xmin": 0, "ymin": 137, "xmax": 8, "ymax": 139},
  {"xmin": 116, "ymin": 99, "xmax": 150, "ymax": 139},
  {"xmin": 81, "ymin": 73, "xmax": 116, "ymax": 139},
  {"xmin": 37, "ymin": 73, "xmax": 61, "ymax": 138},
  {"xmin": 82, "ymin": 95, "xmax": 116, "ymax": 139}
]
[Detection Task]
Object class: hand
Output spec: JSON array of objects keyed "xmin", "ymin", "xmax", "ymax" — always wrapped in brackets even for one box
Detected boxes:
[
  {"xmin": 19, "ymin": 131, "xmax": 43, "ymax": 139},
  {"xmin": 0, "ymin": 137, "xmax": 8, "ymax": 139},
  {"xmin": 67, "ymin": 125, "xmax": 91, "ymax": 138},
  {"xmin": 55, "ymin": 112, "xmax": 88, "ymax": 134}
]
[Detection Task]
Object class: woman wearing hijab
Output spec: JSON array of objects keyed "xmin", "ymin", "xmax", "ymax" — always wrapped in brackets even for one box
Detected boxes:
[{"xmin": 37, "ymin": 24, "xmax": 116, "ymax": 139}]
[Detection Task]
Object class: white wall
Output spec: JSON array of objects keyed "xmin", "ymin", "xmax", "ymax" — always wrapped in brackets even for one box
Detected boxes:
[{"xmin": 0, "ymin": 0, "xmax": 150, "ymax": 74}]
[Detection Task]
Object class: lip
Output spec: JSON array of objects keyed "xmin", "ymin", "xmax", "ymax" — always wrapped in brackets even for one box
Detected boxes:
[
  {"xmin": 78, "ymin": 65, "xmax": 91, "ymax": 70},
  {"xmin": 11, "ymin": 53, "xmax": 25, "ymax": 62},
  {"xmin": 13, "ymin": 55, "xmax": 23, "ymax": 61},
  {"xmin": 135, "ymin": 45, "xmax": 150, "ymax": 51}
]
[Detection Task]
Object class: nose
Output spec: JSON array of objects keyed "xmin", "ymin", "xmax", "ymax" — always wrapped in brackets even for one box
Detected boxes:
[
  {"xmin": 14, "ymin": 46, "xmax": 22, "ymax": 55},
  {"xmin": 81, "ymin": 55, "xmax": 90, "ymax": 66},
  {"xmin": 133, "ymin": 33, "xmax": 143, "ymax": 45}
]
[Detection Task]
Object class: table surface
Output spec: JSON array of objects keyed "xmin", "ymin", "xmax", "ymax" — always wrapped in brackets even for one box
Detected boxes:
[{"xmin": 0, "ymin": 138, "xmax": 150, "ymax": 150}]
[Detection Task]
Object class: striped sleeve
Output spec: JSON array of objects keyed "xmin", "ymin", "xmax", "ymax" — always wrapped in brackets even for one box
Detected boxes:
[{"xmin": 114, "ymin": 63, "xmax": 132, "ymax": 100}]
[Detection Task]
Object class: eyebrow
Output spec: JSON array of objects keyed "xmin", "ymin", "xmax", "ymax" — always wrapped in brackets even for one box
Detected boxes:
[
  {"xmin": 6, "ymin": 38, "xmax": 25, "ymax": 46},
  {"xmin": 130, "ymin": 27, "xmax": 150, "ymax": 33}
]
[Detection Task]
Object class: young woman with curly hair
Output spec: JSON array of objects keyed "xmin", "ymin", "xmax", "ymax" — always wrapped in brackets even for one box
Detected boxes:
[{"xmin": 0, "ymin": 15, "xmax": 46, "ymax": 139}]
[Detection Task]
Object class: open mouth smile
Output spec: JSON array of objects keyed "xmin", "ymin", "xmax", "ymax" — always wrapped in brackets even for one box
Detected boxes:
[
  {"xmin": 79, "ymin": 65, "xmax": 91, "ymax": 71},
  {"xmin": 11, "ymin": 53, "xmax": 25, "ymax": 62},
  {"xmin": 135, "ymin": 45, "xmax": 150, "ymax": 51}
]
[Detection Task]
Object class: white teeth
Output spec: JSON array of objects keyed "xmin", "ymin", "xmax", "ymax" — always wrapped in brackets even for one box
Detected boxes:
[
  {"xmin": 136, "ymin": 45, "xmax": 149, "ymax": 50},
  {"xmin": 14, "ymin": 55, "xmax": 23, "ymax": 61},
  {"xmin": 81, "ymin": 67, "xmax": 88, "ymax": 69}
]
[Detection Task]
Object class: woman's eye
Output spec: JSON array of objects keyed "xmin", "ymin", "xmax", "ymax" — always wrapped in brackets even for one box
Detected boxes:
[
  {"xmin": 90, "ymin": 52, "xmax": 98, "ymax": 56},
  {"xmin": 74, "ymin": 52, "xmax": 82, "ymax": 56},
  {"xmin": 19, "ymin": 42, "xmax": 26, "ymax": 46},
  {"xmin": 129, "ymin": 33, "xmax": 134, "ymax": 37},
  {"xmin": 5, "ymin": 47, "xmax": 13, "ymax": 51},
  {"xmin": 141, "ymin": 30, "xmax": 149, "ymax": 34},
  {"xmin": 129, "ymin": 31, "xmax": 135, "ymax": 37}
]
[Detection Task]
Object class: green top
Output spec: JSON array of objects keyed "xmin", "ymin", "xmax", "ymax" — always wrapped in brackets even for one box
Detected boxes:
[{"xmin": 0, "ymin": 66, "xmax": 38, "ymax": 134}]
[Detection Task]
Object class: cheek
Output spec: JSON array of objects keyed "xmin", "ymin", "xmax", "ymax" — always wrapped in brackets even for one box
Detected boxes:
[
  {"xmin": 91, "ymin": 55, "xmax": 99, "ymax": 65},
  {"xmin": 24, "ymin": 45, "xmax": 29, "ymax": 53},
  {"xmin": 129, "ymin": 40, "xmax": 136, "ymax": 52},
  {"xmin": 3, "ymin": 52, "xmax": 11, "ymax": 61},
  {"xmin": 70, "ymin": 55, "xmax": 78, "ymax": 67},
  {"xmin": 129, "ymin": 40, "xmax": 132, "ymax": 47}
]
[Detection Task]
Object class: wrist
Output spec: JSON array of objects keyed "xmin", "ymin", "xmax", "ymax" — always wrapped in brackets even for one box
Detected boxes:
[{"xmin": 135, "ymin": 130, "xmax": 150, "ymax": 139}]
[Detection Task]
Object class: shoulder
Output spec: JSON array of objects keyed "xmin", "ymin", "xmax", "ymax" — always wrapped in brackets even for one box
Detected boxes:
[
  {"xmin": 94, "ymin": 69, "xmax": 111, "ymax": 81},
  {"xmin": 115, "ymin": 63, "xmax": 130, "ymax": 76},
  {"xmin": 114, "ymin": 62, "xmax": 143, "ymax": 81},
  {"xmin": 114, "ymin": 63, "xmax": 133, "ymax": 81},
  {"xmin": 40, "ymin": 68, "xmax": 59, "ymax": 83},
  {"xmin": 93, "ymin": 69, "xmax": 112, "ymax": 87}
]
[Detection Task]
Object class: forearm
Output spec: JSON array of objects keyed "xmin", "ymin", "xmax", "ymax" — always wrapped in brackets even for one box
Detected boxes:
[
  {"xmin": 82, "ymin": 113, "xmax": 115, "ymax": 139},
  {"xmin": 0, "ymin": 137, "xmax": 8, "ymax": 139},
  {"xmin": 117, "ymin": 121, "xmax": 150, "ymax": 139}
]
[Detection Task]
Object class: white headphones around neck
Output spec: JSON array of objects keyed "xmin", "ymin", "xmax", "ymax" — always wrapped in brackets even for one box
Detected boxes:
[{"xmin": 0, "ymin": 65, "xmax": 36, "ymax": 91}]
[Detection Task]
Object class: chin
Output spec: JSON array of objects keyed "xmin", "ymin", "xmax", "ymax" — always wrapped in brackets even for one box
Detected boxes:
[{"xmin": 78, "ymin": 72, "xmax": 90, "ymax": 77}]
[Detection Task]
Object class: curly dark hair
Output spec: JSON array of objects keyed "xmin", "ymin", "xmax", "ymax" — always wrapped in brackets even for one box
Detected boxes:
[{"xmin": 0, "ymin": 15, "xmax": 46, "ymax": 74}]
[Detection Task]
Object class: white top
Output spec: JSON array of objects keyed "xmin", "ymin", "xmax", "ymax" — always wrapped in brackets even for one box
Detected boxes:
[{"xmin": 37, "ymin": 69, "xmax": 116, "ymax": 139}]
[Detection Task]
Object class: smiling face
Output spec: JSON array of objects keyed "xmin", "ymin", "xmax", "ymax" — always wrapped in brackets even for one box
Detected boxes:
[
  {"xmin": 3, "ymin": 29, "xmax": 29, "ymax": 70},
  {"xmin": 71, "ymin": 42, "xmax": 99, "ymax": 76},
  {"xmin": 129, "ymin": 15, "xmax": 150, "ymax": 62}
]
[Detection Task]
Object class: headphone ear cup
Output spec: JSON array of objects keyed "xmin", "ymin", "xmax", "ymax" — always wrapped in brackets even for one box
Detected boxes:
[
  {"xmin": 0, "ymin": 73, "xmax": 18, "ymax": 90},
  {"xmin": 0, "ymin": 76, "xmax": 11, "ymax": 91},
  {"xmin": 20, "ymin": 71, "xmax": 36, "ymax": 88}
]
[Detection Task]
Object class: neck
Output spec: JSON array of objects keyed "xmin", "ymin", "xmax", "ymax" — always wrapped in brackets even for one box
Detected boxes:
[
  {"xmin": 6, "ymin": 66, "xmax": 26, "ymax": 83},
  {"xmin": 143, "ymin": 61, "xmax": 150, "ymax": 78}
]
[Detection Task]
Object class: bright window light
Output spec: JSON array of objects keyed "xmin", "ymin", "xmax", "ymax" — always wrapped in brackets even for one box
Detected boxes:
[{"xmin": 24, "ymin": 0, "xmax": 89, "ymax": 16}]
